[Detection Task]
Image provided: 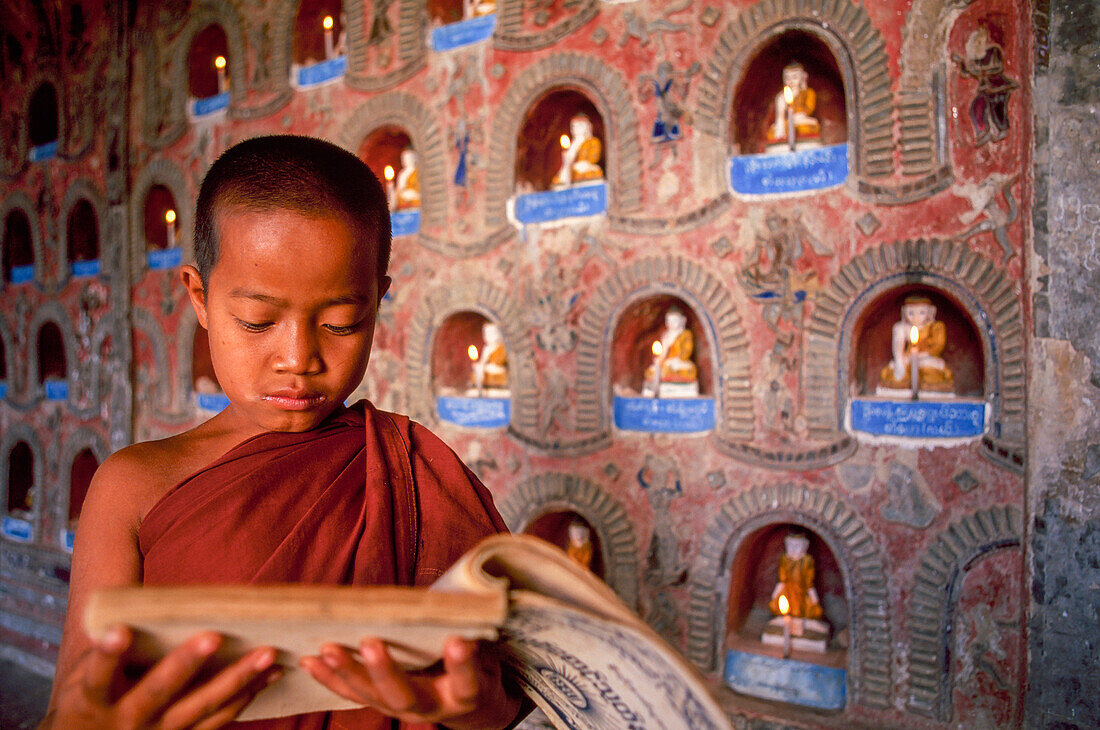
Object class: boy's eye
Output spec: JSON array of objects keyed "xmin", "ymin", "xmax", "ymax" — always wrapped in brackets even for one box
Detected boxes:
[
  {"xmin": 235, "ymin": 318, "xmax": 272, "ymax": 333},
  {"xmin": 323, "ymin": 323, "xmax": 359, "ymax": 336}
]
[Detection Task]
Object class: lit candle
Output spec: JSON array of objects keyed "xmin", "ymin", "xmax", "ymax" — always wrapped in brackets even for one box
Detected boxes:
[
  {"xmin": 214, "ymin": 55, "xmax": 227, "ymax": 94},
  {"xmin": 468, "ymin": 345, "xmax": 482, "ymax": 397},
  {"xmin": 165, "ymin": 209, "xmax": 177, "ymax": 248},
  {"xmin": 650, "ymin": 340, "xmax": 663, "ymax": 398},
  {"xmin": 383, "ymin": 165, "xmax": 395, "ymax": 210},
  {"xmin": 778, "ymin": 594, "xmax": 791, "ymax": 658},
  {"xmin": 559, "ymin": 134, "xmax": 571, "ymax": 150},
  {"xmin": 909, "ymin": 325, "xmax": 920, "ymax": 399},
  {"xmin": 783, "ymin": 86, "xmax": 796, "ymax": 151},
  {"xmin": 323, "ymin": 15, "xmax": 335, "ymax": 60}
]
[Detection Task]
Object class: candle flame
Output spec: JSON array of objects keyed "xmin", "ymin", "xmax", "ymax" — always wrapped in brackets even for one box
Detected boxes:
[
  {"xmin": 560, "ymin": 134, "xmax": 571, "ymax": 150},
  {"xmin": 383, "ymin": 165, "xmax": 395, "ymax": 181},
  {"xmin": 909, "ymin": 325, "xmax": 919, "ymax": 345},
  {"xmin": 778, "ymin": 594, "xmax": 790, "ymax": 615},
  {"xmin": 214, "ymin": 55, "xmax": 226, "ymax": 70},
  {"xmin": 323, "ymin": 15, "xmax": 334, "ymax": 30},
  {"xmin": 164, "ymin": 209, "xmax": 176, "ymax": 224},
  {"xmin": 651, "ymin": 340, "xmax": 663, "ymax": 357},
  {"xmin": 783, "ymin": 86, "xmax": 794, "ymax": 105},
  {"xmin": 468, "ymin": 345, "xmax": 479, "ymax": 361}
]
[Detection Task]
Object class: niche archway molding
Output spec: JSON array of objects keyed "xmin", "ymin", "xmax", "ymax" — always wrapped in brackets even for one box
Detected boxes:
[
  {"xmin": 404, "ymin": 277, "xmax": 537, "ymax": 433},
  {"xmin": 60, "ymin": 178, "xmax": 107, "ymax": 280},
  {"xmin": 686, "ymin": 483, "xmax": 893, "ymax": 710},
  {"xmin": 803, "ymin": 238, "xmax": 1026, "ymax": 471},
  {"xmin": 336, "ymin": 92, "xmax": 447, "ymax": 232},
  {"xmin": 693, "ymin": 0, "xmax": 893, "ymax": 200},
  {"xmin": 1, "ymin": 422, "xmax": 46, "ymax": 531},
  {"xmin": 1, "ymin": 192, "xmax": 44, "ymax": 285},
  {"xmin": 25, "ymin": 67, "xmax": 67, "ymax": 155},
  {"xmin": 564, "ymin": 256, "xmax": 752, "ymax": 456},
  {"xmin": 0, "ymin": 313, "xmax": 17, "ymax": 395},
  {"xmin": 485, "ymin": 53, "xmax": 643, "ymax": 242},
  {"xmin": 493, "ymin": 0, "xmax": 599, "ymax": 52},
  {"xmin": 27, "ymin": 302, "xmax": 78, "ymax": 404},
  {"xmin": 496, "ymin": 471, "xmax": 639, "ymax": 608},
  {"xmin": 172, "ymin": 4, "xmax": 249, "ymax": 116},
  {"xmin": 129, "ymin": 158, "xmax": 192, "ymax": 279},
  {"xmin": 905, "ymin": 504, "xmax": 1023, "ymax": 721}
]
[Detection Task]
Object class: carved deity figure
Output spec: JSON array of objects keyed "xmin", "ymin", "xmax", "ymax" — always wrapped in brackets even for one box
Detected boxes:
[
  {"xmin": 552, "ymin": 115, "xmax": 604, "ymax": 189},
  {"xmin": 472, "ymin": 322, "xmax": 508, "ymax": 392},
  {"xmin": 765, "ymin": 62, "xmax": 821, "ymax": 150},
  {"xmin": 464, "ymin": 0, "xmax": 496, "ymax": 18},
  {"xmin": 877, "ymin": 295, "xmax": 955, "ymax": 394},
  {"xmin": 643, "ymin": 307, "xmax": 699, "ymax": 397},
  {"xmin": 394, "ymin": 148, "xmax": 420, "ymax": 210},
  {"xmin": 954, "ymin": 27, "xmax": 1018, "ymax": 146},
  {"xmin": 565, "ymin": 521, "xmax": 593, "ymax": 570}
]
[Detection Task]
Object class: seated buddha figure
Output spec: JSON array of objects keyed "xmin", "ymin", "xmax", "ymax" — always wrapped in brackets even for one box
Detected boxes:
[
  {"xmin": 643, "ymin": 307, "xmax": 699, "ymax": 397},
  {"xmin": 471, "ymin": 322, "xmax": 508, "ymax": 394},
  {"xmin": 464, "ymin": 0, "xmax": 496, "ymax": 18},
  {"xmin": 762, "ymin": 531, "xmax": 830, "ymax": 652},
  {"xmin": 565, "ymin": 521, "xmax": 593, "ymax": 571},
  {"xmin": 551, "ymin": 115, "xmax": 604, "ymax": 189},
  {"xmin": 394, "ymin": 148, "xmax": 420, "ymax": 210},
  {"xmin": 877, "ymin": 295, "xmax": 955, "ymax": 394},
  {"xmin": 765, "ymin": 62, "xmax": 822, "ymax": 150}
]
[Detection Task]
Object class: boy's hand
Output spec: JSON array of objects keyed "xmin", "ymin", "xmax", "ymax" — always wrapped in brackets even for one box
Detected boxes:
[
  {"xmin": 41, "ymin": 626, "xmax": 282, "ymax": 730},
  {"xmin": 300, "ymin": 637, "xmax": 523, "ymax": 730}
]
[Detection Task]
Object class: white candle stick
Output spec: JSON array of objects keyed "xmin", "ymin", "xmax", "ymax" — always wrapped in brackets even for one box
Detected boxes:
[
  {"xmin": 323, "ymin": 16, "xmax": 335, "ymax": 59},
  {"xmin": 165, "ymin": 209, "xmax": 177, "ymax": 248},
  {"xmin": 784, "ymin": 86, "xmax": 796, "ymax": 151},
  {"xmin": 909, "ymin": 325, "xmax": 920, "ymax": 399},
  {"xmin": 779, "ymin": 594, "xmax": 791, "ymax": 658},
  {"xmin": 214, "ymin": 56, "xmax": 228, "ymax": 94}
]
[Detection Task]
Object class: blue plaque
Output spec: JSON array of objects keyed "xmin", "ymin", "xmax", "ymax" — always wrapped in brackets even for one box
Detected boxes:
[
  {"xmin": 613, "ymin": 396, "xmax": 715, "ymax": 433},
  {"xmin": 71, "ymin": 259, "xmax": 101, "ymax": 278},
  {"xmin": 2, "ymin": 516, "xmax": 33, "ymax": 544},
  {"xmin": 147, "ymin": 246, "xmax": 183, "ymax": 270},
  {"xmin": 192, "ymin": 92, "xmax": 230, "ymax": 117},
  {"xmin": 196, "ymin": 392, "xmax": 231, "ymax": 412},
  {"xmin": 9, "ymin": 264, "xmax": 35, "ymax": 284},
  {"xmin": 436, "ymin": 396, "xmax": 510, "ymax": 428},
  {"xmin": 729, "ymin": 143, "xmax": 848, "ymax": 195},
  {"xmin": 0, "ymin": 382, "xmax": 7, "ymax": 399},
  {"xmin": 513, "ymin": 183, "xmax": 608, "ymax": 225},
  {"xmin": 29, "ymin": 140, "xmax": 58, "ymax": 162},
  {"xmin": 45, "ymin": 379, "xmax": 69, "ymax": 401},
  {"xmin": 724, "ymin": 649, "xmax": 846, "ymax": 711},
  {"xmin": 295, "ymin": 56, "xmax": 346, "ymax": 88},
  {"xmin": 62, "ymin": 529, "xmax": 75, "ymax": 553},
  {"xmin": 849, "ymin": 398, "xmax": 986, "ymax": 438},
  {"xmin": 391, "ymin": 209, "xmax": 421, "ymax": 238},
  {"xmin": 431, "ymin": 14, "xmax": 496, "ymax": 52}
]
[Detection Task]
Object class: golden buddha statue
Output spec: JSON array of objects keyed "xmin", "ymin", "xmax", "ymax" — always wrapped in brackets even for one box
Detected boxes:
[
  {"xmin": 643, "ymin": 307, "xmax": 699, "ymax": 397},
  {"xmin": 877, "ymin": 295, "xmax": 955, "ymax": 394},
  {"xmin": 552, "ymin": 115, "xmax": 604, "ymax": 188},
  {"xmin": 565, "ymin": 521, "xmax": 593, "ymax": 570},
  {"xmin": 765, "ymin": 62, "xmax": 822, "ymax": 150},
  {"xmin": 761, "ymin": 531, "xmax": 830, "ymax": 654},
  {"xmin": 464, "ymin": 0, "xmax": 496, "ymax": 18},
  {"xmin": 394, "ymin": 148, "xmax": 420, "ymax": 210}
]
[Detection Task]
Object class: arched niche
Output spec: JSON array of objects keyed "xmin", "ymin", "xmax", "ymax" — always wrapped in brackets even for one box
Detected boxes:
[
  {"xmin": 515, "ymin": 88, "xmax": 605, "ymax": 194},
  {"xmin": 131, "ymin": 159, "xmax": 191, "ymax": 277},
  {"xmin": 431, "ymin": 311, "xmax": 492, "ymax": 396},
  {"xmin": 730, "ymin": 30, "xmax": 848, "ymax": 156},
  {"xmin": 358, "ymin": 125, "xmax": 411, "ymax": 182},
  {"xmin": 187, "ymin": 23, "xmax": 230, "ymax": 99},
  {"xmin": 523, "ymin": 510, "xmax": 605, "ymax": 580},
  {"xmin": 143, "ymin": 184, "xmax": 178, "ymax": 251},
  {"xmin": 68, "ymin": 448, "xmax": 99, "ymax": 525},
  {"xmin": 6, "ymin": 441, "xmax": 34, "ymax": 516},
  {"xmin": 851, "ymin": 285, "xmax": 984, "ymax": 398},
  {"xmin": 37, "ymin": 322, "xmax": 67, "ymax": 384},
  {"xmin": 28, "ymin": 82, "xmax": 59, "ymax": 148},
  {"xmin": 610, "ymin": 295, "xmax": 714, "ymax": 398},
  {"xmin": 358, "ymin": 125, "xmax": 420, "ymax": 218},
  {"xmin": 430, "ymin": 311, "xmax": 511, "ymax": 428},
  {"xmin": 293, "ymin": 0, "xmax": 344, "ymax": 65},
  {"xmin": 66, "ymin": 199, "xmax": 100, "ymax": 270},
  {"xmin": 3, "ymin": 208, "xmax": 35, "ymax": 283}
]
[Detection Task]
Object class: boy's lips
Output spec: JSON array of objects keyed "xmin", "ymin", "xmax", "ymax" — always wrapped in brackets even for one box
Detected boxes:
[{"xmin": 263, "ymin": 391, "xmax": 327, "ymax": 410}]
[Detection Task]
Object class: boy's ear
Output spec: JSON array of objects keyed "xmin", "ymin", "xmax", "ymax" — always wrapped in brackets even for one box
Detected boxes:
[
  {"xmin": 378, "ymin": 275, "xmax": 392, "ymax": 304},
  {"xmin": 180, "ymin": 265, "xmax": 210, "ymax": 328}
]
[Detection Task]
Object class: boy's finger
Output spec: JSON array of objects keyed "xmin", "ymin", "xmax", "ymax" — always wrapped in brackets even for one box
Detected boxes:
[
  {"xmin": 190, "ymin": 668, "xmax": 283, "ymax": 730},
  {"xmin": 160, "ymin": 647, "xmax": 279, "ymax": 729},
  {"xmin": 441, "ymin": 638, "xmax": 480, "ymax": 706},
  {"xmin": 118, "ymin": 631, "xmax": 222, "ymax": 721},
  {"xmin": 356, "ymin": 639, "xmax": 426, "ymax": 715},
  {"xmin": 80, "ymin": 625, "xmax": 131, "ymax": 704},
  {"xmin": 301, "ymin": 652, "xmax": 378, "ymax": 706}
]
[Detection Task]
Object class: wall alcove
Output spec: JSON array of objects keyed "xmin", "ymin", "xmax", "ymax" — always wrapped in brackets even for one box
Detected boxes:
[
  {"xmin": 187, "ymin": 23, "xmax": 231, "ymax": 117},
  {"xmin": 523, "ymin": 510, "xmax": 605, "ymax": 580},
  {"xmin": 143, "ymin": 183, "xmax": 181, "ymax": 270},
  {"xmin": 293, "ymin": 0, "xmax": 344, "ymax": 65},
  {"xmin": 6, "ymin": 442, "xmax": 34, "ymax": 517},
  {"xmin": 68, "ymin": 448, "xmax": 99, "ymax": 526},
  {"xmin": 430, "ymin": 311, "xmax": 511, "ymax": 429},
  {"xmin": 37, "ymin": 322, "xmax": 68, "ymax": 401},
  {"xmin": 28, "ymin": 82, "xmax": 59, "ymax": 160},
  {"xmin": 3, "ymin": 209, "xmax": 35, "ymax": 284},
  {"xmin": 1, "ymin": 425, "xmax": 43, "ymax": 544},
  {"xmin": 358, "ymin": 125, "xmax": 421, "ymax": 235},
  {"xmin": 66, "ymin": 199, "xmax": 100, "ymax": 277}
]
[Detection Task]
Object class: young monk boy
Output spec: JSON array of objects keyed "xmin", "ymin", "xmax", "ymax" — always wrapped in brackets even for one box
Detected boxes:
[{"xmin": 41, "ymin": 135, "xmax": 524, "ymax": 730}]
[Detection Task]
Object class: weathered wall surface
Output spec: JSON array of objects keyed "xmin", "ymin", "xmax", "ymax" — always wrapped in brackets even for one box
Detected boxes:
[{"xmin": 1027, "ymin": 0, "xmax": 1100, "ymax": 727}]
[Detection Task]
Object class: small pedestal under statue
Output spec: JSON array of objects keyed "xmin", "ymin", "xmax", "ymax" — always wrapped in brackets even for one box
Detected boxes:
[
  {"xmin": 467, "ymin": 323, "xmax": 509, "ymax": 398},
  {"xmin": 876, "ymin": 295, "xmax": 955, "ymax": 398},
  {"xmin": 642, "ymin": 308, "xmax": 699, "ymax": 398},
  {"xmin": 552, "ymin": 115, "xmax": 604, "ymax": 189},
  {"xmin": 760, "ymin": 531, "xmax": 830, "ymax": 654}
]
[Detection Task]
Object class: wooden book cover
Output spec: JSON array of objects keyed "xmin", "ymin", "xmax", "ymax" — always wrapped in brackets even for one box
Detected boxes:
[{"xmin": 86, "ymin": 534, "xmax": 731, "ymax": 729}]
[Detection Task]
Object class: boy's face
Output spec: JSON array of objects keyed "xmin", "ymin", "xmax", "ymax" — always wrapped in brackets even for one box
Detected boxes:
[{"xmin": 183, "ymin": 208, "xmax": 390, "ymax": 433}]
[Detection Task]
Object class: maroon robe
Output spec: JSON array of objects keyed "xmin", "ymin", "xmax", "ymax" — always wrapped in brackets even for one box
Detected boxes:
[{"xmin": 139, "ymin": 401, "xmax": 508, "ymax": 729}]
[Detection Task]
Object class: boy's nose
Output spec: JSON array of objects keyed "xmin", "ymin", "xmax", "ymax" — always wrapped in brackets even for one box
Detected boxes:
[{"xmin": 273, "ymin": 325, "xmax": 322, "ymax": 374}]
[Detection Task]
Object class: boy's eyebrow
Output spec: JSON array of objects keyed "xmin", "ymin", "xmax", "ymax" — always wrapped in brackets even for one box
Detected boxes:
[{"xmin": 228, "ymin": 289, "xmax": 372, "ymax": 307}]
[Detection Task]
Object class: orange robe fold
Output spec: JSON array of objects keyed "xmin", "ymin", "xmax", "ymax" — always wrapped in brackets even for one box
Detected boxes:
[{"xmin": 139, "ymin": 401, "xmax": 507, "ymax": 730}]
